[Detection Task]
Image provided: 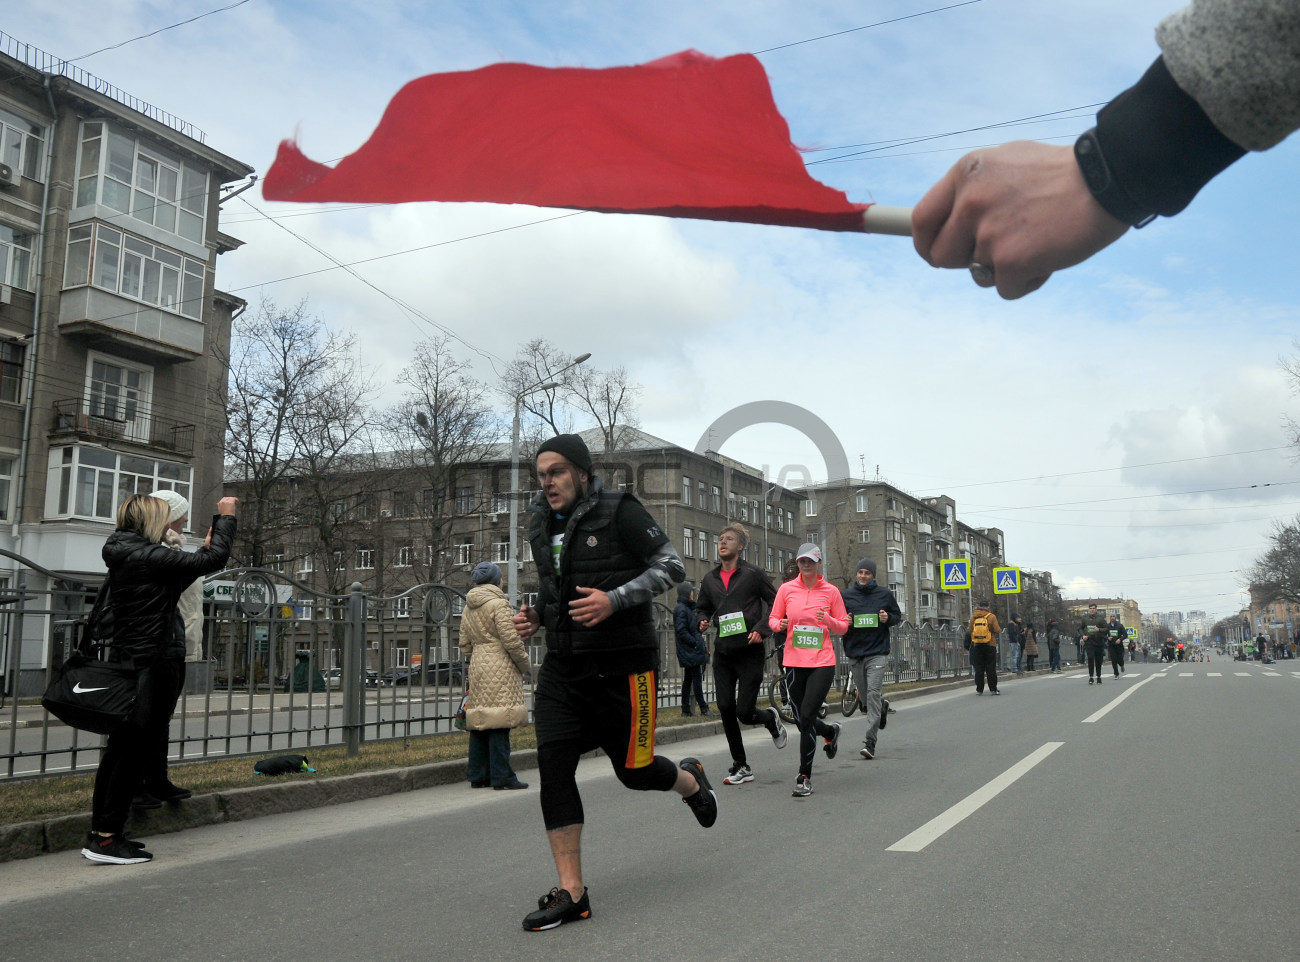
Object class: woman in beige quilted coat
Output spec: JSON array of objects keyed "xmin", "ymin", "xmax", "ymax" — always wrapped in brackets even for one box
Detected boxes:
[{"xmin": 461, "ymin": 562, "xmax": 532, "ymax": 790}]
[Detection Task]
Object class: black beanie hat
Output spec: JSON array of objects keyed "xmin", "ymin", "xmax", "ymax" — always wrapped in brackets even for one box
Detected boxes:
[
  {"xmin": 676, "ymin": 583, "xmax": 694, "ymax": 602},
  {"xmin": 856, "ymin": 557, "xmax": 877, "ymax": 576},
  {"xmin": 537, "ymin": 433, "xmax": 593, "ymax": 475}
]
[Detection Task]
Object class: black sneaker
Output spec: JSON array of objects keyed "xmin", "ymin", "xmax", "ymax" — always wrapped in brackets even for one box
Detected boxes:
[
  {"xmin": 859, "ymin": 738, "xmax": 876, "ymax": 760},
  {"xmin": 679, "ymin": 757, "xmax": 717, "ymax": 828},
  {"xmin": 522, "ymin": 887, "xmax": 591, "ymax": 931},
  {"xmin": 823, "ymin": 723, "xmax": 842, "ymax": 759},
  {"xmin": 131, "ymin": 792, "xmax": 162, "ymax": 810},
  {"xmin": 878, "ymin": 698, "xmax": 890, "ymax": 730},
  {"xmin": 145, "ymin": 782, "xmax": 193, "ymax": 802},
  {"xmin": 82, "ymin": 833, "xmax": 152, "ymax": 864}
]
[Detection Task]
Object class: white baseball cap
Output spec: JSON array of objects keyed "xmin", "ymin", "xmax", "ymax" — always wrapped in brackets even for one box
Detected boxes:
[{"xmin": 795, "ymin": 543, "xmax": 821, "ymax": 563}]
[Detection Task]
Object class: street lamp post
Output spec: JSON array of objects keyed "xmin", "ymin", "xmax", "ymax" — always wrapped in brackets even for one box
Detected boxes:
[{"xmin": 507, "ymin": 353, "xmax": 590, "ymax": 607}]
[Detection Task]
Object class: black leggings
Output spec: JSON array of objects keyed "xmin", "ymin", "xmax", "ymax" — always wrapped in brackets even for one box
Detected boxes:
[
  {"xmin": 1087, "ymin": 646, "xmax": 1106, "ymax": 679},
  {"xmin": 533, "ymin": 658, "xmax": 679, "ymax": 831},
  {"xmin": 91, "ymin": 660, "xmax": 182, "ymax": 834},
  {"xmin": 713, "ymin": 645, "xmax": 776, "ymax": 765},
  {"xmin": 786, "ymin": 665, "xmax": 836, "ymax": 778}
]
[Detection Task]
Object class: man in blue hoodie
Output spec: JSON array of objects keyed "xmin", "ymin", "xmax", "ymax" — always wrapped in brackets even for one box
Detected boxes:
[{"xmin": 840, "ymin": 558, "xmax": 903, "ymax": 760}]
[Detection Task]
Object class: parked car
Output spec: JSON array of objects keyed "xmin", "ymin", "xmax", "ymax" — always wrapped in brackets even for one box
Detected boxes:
[
  {"xmin": 380, "ymin": 661, "xmax": 464, "ymax": 687},
  {"xmin": 323, "ymin": 667, "xmax": 379, "ymax": 689}
]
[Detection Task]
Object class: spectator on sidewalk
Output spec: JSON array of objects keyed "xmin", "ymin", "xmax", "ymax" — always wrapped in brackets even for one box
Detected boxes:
[
  {"xmin": 461, "ymin": 562, "xmax": 531, "ymax": 791},
  {"xmin": 673, "ymin": 583, "xmax": 710, "ymax": 717},
  {"xmin": 1045, "ymin": 618, "xmax": 1063, "ymax": 673}
]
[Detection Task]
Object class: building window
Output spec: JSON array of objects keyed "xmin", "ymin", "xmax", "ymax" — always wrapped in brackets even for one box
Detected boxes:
[
  {"xmin": 267, "ymin": 547, "xmax": 285, "ymax": 573},
  {"xmin": 1, "ymin": 341, "xmax": 24, "ymax": 404},
  {"xmin": 75, "ymin": 122, "xmax": 208, "ymax": 244},
  {"xmin": 682, "ymin": 527, "xmax": 693, "ymax": 558},
  {"xmin": 332, "ymin": 549, "xmax": 344, "ymax": 571},
  {"xmin": 0, "ymin": 223, "xmax": 34, "ymax": 290},
  {"xmin": 711, "ymin": 485, "xmax": 721, "ymax": 513},
  {"xmin": 0, "ymin": 455, "xmax": 12, "ymax": 521},
  {"xmin": 492, "ymin": 541, "xmax": 510, "ymax": 563},
  {"xmin": 728, "ymin": 491, "xmax": 736, "ymax": 517},
  {"xmin": 392, "ymin": 491, "xmax": 416, "ymax": 519},
  {"xmin": 357, "ymin": 548, "xmax": 374, "ymax": 570},
  {"xmin": 394, "ymin": 597, "xmax": 411, "ymax": 619},
  {"xmin": 455, "ymin": 485, "xmax": 475, "ymax": 514},
  {"xmin": 923, "ymin": 562, "xmax": 935, "ymax": 581},
  {"xmin": 887, "ymin": 550, "xmax": 904, "ymax": 573},
  {"xmin": 297, "ymin": 552, "xmax": 314, "ymax": 574},
  {"xmin": 712, "ymin": 536, "xmax": 720, "ymax": 561},
  {"xmin": 63, "ymin": 222, "xmax": 206, "ymax": 320},
  {"xmin": 920, "ymin": 591, "xmax": 933, "ymax": 608},
  {"xmin": 859, "ymin": 529, "xmax": 871, "ymax": 543},
  {"xmin": 86, "ymin": 353, "xmax": 153, "ymax": 443},
  {"xmin": 297, "ymin": 600, "xmax": 313, "ymax": 621},
  {"xmin": 493, "ymin": 493, "xmax": 510, "ymax": 515},
  {"xmin": 682, "ymin": 475, "xmax": 692, "ymax": 505},
  {"xmin": 0, "ymin": 106, "xmax": 45, "ymax": 181},
  {"xmin": 855, "ymin": 492, "xmax": 869, "ymax": 513},
  {"xmin": 453, "ymin": 543, "xmax": 473, "ymax": 566},
  {"xmin": 395, "ymin": 546, "xmax": 412, "ymax": 568},
  {"xmin": 740, "ymin": 498, "xmax": 749, "ymax": 523},
  {"xmin": 46, "ymin": 445, "xmax": 191, "ymax": 522},
  {"xmin": 424, "ymin": 545, "xmax": 435, "ymax": 568},
  {"xmin": 887, "ymin": 521, "xmax": 903, "ymax": 542},
  {"xmin": 767, "ymin": 546, "xmax": 775, "ymax": 570},
  {"xmin": 698, "ymin": 529, "xmax": 707, "ymax": 561},
  {"xmin": 804, "ymin": 498, "xmax": 817, "ymax": 517}
]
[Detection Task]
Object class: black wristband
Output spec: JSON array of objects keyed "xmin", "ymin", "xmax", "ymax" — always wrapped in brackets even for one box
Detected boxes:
[{"xmin": 1074, "ymin": 128, "xmax": 1154, "ymax": 229}]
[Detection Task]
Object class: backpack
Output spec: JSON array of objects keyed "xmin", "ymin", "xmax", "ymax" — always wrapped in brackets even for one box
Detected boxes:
[{"xmin": 971, "ymin": 614, "xmax": 992, "ymax": 645}]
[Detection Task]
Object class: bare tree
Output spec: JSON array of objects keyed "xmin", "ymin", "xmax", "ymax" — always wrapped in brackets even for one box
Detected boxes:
[
  {"xmin": 1246, "ymin": 516, "xmax": 1300, "ymax": 607},
  {"xmin": 381, "ymin": 335, "xmax": 502, "ymax": 584},
  {"xmin": 570, "ymin": 364, "xmax": 641, "ymax": 455},
  {"xmin": 501, "ymin": 338, "xmax": 578, "ymax": 443},
  {"xmin": 221, "ymin": 296, "xmax": 377, "ymax": 571}
]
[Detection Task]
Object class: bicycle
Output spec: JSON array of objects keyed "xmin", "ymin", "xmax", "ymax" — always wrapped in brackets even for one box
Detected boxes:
[{"xmin": 765, "ymin": 646, "xmax": 829, "ymax": 724}]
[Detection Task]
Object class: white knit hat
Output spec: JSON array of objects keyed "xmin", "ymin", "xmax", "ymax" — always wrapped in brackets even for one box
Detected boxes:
[{"xmin": 154, "ymin": 489, "xmax": 190, "ymax": 523}]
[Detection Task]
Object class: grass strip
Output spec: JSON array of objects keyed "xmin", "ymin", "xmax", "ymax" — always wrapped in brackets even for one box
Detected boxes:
[{"xmin": 0, "ymin": 679, "xmax": 954, "ymax": 825}]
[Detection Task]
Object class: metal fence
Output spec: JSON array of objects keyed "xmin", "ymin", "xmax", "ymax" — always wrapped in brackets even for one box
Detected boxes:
[{"xmin": 3, "ymin": 544, "xmax": 992, "ymax": 780}]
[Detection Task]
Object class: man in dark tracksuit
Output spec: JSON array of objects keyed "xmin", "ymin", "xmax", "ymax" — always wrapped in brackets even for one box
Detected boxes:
[
  {"xmin": 840, "ymin": 557, "xmax": 903, "ymax": 758},
  {"xmin": 513, "ymin": 434, "xmax": 716, "ymax": 931},
  {"xmin": 695, "ymin": 523, "xmax": 786, "ymax": 786},
  {"xmin": 1080, "ymin": 603, "xmax": 1109, "ymax": 685},
  {"xmin": 1106, "ymin": 614, "xmax": 1127, "ymax": 676},
  {"xmin": 968, "ymin": 601, "xmax": 1002, "ymax": 695}
]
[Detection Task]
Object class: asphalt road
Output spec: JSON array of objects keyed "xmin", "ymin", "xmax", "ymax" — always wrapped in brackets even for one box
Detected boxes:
[{"xmin": 2, "ymin": 661, "xmax": 1296, "ymax": 962}]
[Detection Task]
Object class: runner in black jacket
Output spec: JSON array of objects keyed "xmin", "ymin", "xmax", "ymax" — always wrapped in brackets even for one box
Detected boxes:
[
  {"xmin": 840, "ymin": 558, "xmax": 902, "ymax": 759},
  {"xmin": 694, "ymin": 523, "xmax": 786, "ymax": 785}
]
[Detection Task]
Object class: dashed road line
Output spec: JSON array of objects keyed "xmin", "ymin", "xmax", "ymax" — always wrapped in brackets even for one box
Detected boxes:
[{"xmin": 886, "ymin": 741, "xmax": 1063, "ymax": 853}]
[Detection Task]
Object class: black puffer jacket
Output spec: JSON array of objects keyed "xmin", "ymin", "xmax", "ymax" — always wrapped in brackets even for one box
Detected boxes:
[{"xmin": 101, "ymin": 514, "xmax": 236, "ymax": 667}]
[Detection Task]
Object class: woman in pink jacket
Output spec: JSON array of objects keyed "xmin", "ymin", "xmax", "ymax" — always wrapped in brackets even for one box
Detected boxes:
[{"xmin": 768, "ymin": 543, "xmax": 850, "ymax": 797}]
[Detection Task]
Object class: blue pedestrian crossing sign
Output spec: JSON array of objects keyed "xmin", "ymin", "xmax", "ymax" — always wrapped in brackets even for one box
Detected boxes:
[
  {"xmin": 1126, "ymin": 627, "xmax": 1137, "ymax": 640},
  {"xmin": 940, "ymin": 559, "xmax": 970, "ymax": 590},
  {"xmin": 992, "ymin": 566, "xmax": 1021, "ymax": 594}
]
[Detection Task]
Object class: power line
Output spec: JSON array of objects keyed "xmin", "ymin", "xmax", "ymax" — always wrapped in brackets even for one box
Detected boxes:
[
  {"xmin": 67, "ymin": 0, "xmax": 254, "ymax": 63},
  {"xmin": 753, "ymin": 1, "xmax": 983, "ymax": 55},
  {"xmin": 963, "ymin": 480, "xmax": 1300, "ymax": 513}
]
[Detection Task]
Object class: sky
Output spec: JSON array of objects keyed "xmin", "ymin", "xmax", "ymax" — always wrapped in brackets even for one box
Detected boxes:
[{"xmin": 5, "ymin": 0, "xmax": 1299, "ymax": 621}]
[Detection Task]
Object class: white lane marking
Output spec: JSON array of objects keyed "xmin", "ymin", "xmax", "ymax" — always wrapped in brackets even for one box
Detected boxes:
[
  {"xmin": 886, "ymin": 741, "xmax": 1063, "ymax": 853},
  {"xmin": 1179, "ymin": 672, "xmax": 1193, "ymax": 677},
  {"xmin": 1208, "ymin": 672, "xmax": 1222, "ymax": 677},
  {"xmin": 1262, "ymin": 671, "xmax": 1282, "ymax": 676},
  {"xmin": 1234, "ymin": 672, "xmax": 1251, "ymax": 677},
  {"xmin": 1082, "ymin": 673, "xmax": 1157, "ymax": 724}
]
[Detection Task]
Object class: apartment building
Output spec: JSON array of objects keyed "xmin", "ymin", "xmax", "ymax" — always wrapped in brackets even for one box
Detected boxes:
[
  {"xmin": 791, "ymin": 479, "xmax": 1004, "ymax": 627},
  {"xmin": 1, "ymin": 37, "xmax": 252, "ymax": 693}
]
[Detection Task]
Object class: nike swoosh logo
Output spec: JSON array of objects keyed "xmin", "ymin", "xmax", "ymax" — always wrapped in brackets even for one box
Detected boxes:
[{"xmin": 71, "ymin": 683, "xmax": 110, "ymax": 694}]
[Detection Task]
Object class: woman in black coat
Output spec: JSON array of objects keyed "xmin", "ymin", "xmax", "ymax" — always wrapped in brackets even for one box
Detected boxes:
[{"xmin": 82, "ymin": 493, "xmax": 238, "ymax": 865}]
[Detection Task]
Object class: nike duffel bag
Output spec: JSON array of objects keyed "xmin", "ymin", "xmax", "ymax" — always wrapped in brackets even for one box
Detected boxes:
[{"xmin": 42, "ymin": 653, "xmax": 139, "ymax": 735}]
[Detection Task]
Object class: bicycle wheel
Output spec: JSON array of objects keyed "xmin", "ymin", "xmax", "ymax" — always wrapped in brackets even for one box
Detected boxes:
[
  {"xmin": 767, "ymin": 676, "xmax": 795, "ymax": 724},
  {"xmin": 840, "ymin": 681, "xmax": 859, "ymax": 717}
]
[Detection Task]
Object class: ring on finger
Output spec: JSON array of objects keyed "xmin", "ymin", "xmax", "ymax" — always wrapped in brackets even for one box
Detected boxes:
[{"xmin": 969, "ymin": 262, "xmax": 995, "ymax": 285}]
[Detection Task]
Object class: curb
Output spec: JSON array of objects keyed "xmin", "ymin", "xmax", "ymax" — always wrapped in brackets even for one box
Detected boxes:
[{"xmin": 0, "ymin": 669, "xmax": 1082, "ymax": 863}]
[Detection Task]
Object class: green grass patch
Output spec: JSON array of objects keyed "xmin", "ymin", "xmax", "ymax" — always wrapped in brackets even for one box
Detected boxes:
[{"xmin": 1, "ymin": 677, "xmax": 958, "ymax": 825}]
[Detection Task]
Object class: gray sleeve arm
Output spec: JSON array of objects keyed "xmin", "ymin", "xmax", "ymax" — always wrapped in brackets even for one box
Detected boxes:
[
  {"xmin": 607, "ymin": 542, "xmax": 686, "ymax": 612},
  {"xmin": 1157, "ymin": 0, "xmax": 1300, "ymax": 150}
]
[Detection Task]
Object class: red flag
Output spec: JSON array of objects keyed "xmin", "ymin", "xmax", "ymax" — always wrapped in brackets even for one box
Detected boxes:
[{"xmin": 262, "ymin": 50, "xmax": 872, "ymax": 232}]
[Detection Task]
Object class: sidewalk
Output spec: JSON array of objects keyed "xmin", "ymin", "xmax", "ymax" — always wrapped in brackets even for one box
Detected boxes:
[{"xmin": 1, "ymin": 672, "xmax": 1044, "ymax": 863}]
